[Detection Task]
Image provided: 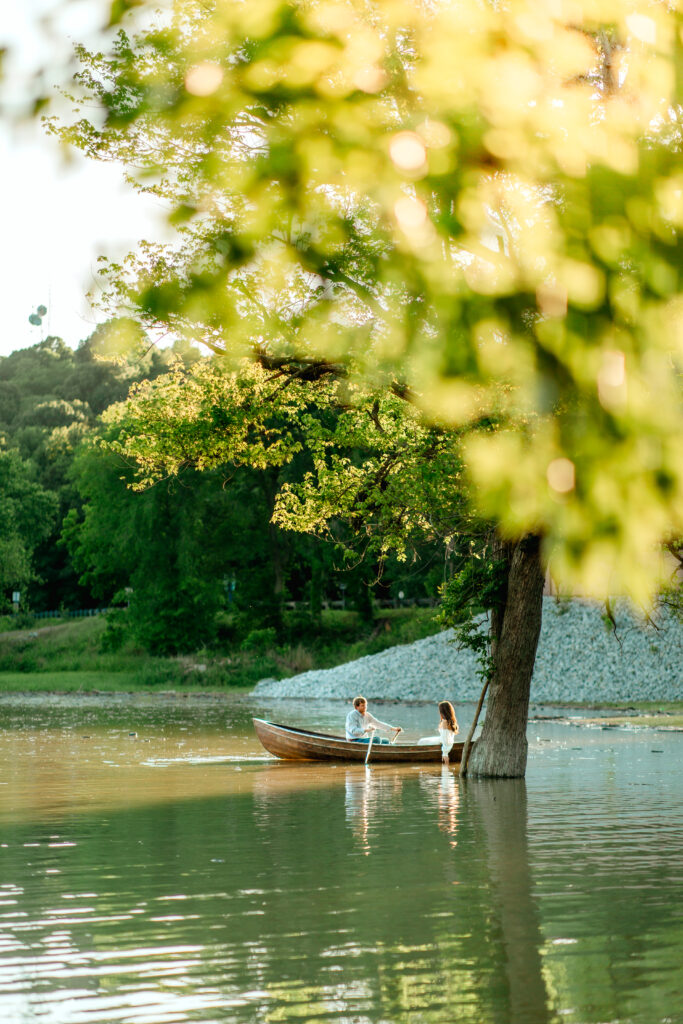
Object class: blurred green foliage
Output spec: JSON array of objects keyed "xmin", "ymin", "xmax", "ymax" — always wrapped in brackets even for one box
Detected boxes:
[{"xmin": 44, "ymin": 0, "xmax": 683, "ymax": 606}]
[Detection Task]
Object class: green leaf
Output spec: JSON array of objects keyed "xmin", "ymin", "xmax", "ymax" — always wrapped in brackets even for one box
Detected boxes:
[{"xmin": 108, "ymin": 0, "xmax": 141, "ymax": 28}]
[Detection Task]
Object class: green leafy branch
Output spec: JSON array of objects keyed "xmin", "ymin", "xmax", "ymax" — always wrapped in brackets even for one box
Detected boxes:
[{"xmin": 438, "ymin": 552, "xmax": 509, "ymax": 685}]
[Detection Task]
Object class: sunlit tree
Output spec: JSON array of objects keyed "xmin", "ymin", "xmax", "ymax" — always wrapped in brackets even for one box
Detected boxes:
[
  {"xmin": 41, "ymin": 0, "xmax": 683, "ymax": 775},
  {"xmin": 0, "ymin": 448, "xmax": 57, "ymax": 602}
]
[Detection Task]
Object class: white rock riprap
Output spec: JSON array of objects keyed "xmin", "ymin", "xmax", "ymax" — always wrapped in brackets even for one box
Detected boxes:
[{"xmin": 253, "ymin": 598, "xmax": 683, "ymax": 702}]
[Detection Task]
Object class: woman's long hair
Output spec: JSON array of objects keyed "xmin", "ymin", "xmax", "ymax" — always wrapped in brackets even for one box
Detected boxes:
[{"xmin": 438, "ymin": 701, "xmax": 458, "ymax": 734}]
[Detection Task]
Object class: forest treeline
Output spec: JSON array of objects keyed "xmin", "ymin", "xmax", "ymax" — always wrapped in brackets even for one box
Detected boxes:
[{"xmin": 0, "ymin": 333, "xmax": 447, "ymax": 655}]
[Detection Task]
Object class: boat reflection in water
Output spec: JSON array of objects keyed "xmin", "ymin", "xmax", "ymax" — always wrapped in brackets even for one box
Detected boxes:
[
  {"xmin": 252, "ymin": 761, "xmax": 461, "ymax": 856},
  {"xmin": 343, "ymin": 764, "xmax": 461, "ymax": 854},
  {"xmin": 343, "ymin": 767, "xmax": 406, "ymax": 854}
]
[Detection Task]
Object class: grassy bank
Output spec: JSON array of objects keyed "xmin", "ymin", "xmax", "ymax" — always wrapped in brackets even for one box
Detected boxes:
[
  {"xmin": 2, "ymin": 615, "xmax": 681, "ymax": 721},
  {"xmin": 0, "ymin": 608, "xmax": 439, "ymax": 693}
]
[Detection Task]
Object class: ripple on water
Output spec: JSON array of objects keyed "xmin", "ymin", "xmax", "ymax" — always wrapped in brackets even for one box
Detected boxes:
[{"xmin": 0, "ymin": 698, "xmax": 681, "ymax": 1024}]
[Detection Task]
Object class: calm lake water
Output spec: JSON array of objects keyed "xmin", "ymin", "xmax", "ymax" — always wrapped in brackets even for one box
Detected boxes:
[{"xmin": 0, "ymin": 693, "xmax": 681, "ymax": 1024}]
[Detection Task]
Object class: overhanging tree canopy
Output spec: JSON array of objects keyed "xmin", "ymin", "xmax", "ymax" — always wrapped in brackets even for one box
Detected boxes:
[{"xmin": 50, "ymin": 0, "xmax": 683, "ymax": 603}]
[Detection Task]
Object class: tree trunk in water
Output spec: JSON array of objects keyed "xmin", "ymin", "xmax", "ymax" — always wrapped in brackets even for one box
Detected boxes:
[{"xmin": 467, "ymin": 534, "xmax": 545, "ymax": 779}]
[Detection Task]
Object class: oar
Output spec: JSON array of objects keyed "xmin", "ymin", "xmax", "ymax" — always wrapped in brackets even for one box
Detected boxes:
[
  {"xmin": 460, "ymin": 675, "xmax": 490, "ymax": 778},
  {"xmin": 365, "ymin": 727, "xmax": 376, "ymax": 764}
]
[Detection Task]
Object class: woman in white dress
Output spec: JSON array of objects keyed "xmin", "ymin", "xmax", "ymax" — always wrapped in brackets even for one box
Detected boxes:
[{"xmin": 417, "ymin": 701, "xmax": 459, "ymax": 764}]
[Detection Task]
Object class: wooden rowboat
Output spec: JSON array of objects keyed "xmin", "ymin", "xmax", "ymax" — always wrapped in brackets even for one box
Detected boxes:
[{"xmin": 253, "ymin": 718, "xmax": 464, "ymax": 764}]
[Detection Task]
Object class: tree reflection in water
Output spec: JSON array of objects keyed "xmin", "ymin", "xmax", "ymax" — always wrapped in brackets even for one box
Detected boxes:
[
  {"xmin": 341, "ymin": 768, "xmax": 553, "ymax": 1022},
  {"xmin": 463, "ymin": 779, "xmax": 554, "ymax": 1024}
]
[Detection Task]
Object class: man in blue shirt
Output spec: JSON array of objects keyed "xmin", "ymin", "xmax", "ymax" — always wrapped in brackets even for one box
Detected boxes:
[{"xmin": 345, "ymin": 695, "xmax": 402, "ymax": 743}]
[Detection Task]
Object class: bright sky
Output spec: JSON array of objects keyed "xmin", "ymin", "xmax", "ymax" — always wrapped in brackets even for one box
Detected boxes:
[{"xmin": 0, "ymin": 0, "xmax": 167, "ymax": 357}]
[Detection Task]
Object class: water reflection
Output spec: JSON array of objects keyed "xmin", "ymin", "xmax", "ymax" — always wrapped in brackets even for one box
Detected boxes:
[
  {"xmin": 344, "ymin": 767, "xmax": 406, "ymax": 854},
  {"xmin": 464, "ymin": 779, "xmax": 553, "ymax": 1024},
  {"xmin": 419, "ymin": 765, "xmax": 460, "ymax": 847},
  {"xmin": 0, "ymin": 695, "xmax": 681, "ymax": 1024},
  {"xmin": 258, "ymin": 765, "xmax": 558, "ymax": 1021},
  {"xmin": 344, "ymin": 767, "xmax": 372, "ymax": 853}
]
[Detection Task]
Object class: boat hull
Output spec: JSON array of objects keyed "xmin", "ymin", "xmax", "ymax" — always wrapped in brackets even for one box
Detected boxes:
[{"xmin": 253, "ymin": 718, "xmax": 464, "ymax": 764}]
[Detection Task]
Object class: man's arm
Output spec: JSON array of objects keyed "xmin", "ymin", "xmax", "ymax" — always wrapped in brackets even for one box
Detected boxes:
[{"xmin": 366, "ymin": 712, "xmax": 397, "ymax": 735}]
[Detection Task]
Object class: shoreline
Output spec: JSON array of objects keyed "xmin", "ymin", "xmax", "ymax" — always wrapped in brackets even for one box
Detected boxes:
[
  {"xmin": 253, "ymin": 598, "xmax": 683, "ymax": 704},
  {"xmin": 0, "ymin": 686, "xmax": 681, "ymax": 728}
]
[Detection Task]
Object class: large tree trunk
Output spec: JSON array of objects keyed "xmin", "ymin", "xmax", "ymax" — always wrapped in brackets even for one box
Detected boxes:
[{"xmin": 466, "ymin": 533, "xmax": 545, "ymax": 778}]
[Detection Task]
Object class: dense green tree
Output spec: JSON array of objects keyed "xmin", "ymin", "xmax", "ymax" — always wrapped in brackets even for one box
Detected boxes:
[
  {"xmin": 0, "ymin": 332, "xmax": 201, "ymax": 609},
  {"xmin": 66, "ymin": 379, "xmax": 444, "ymax": 649},
  {"xmin": 0, "ymin": 382, "xmax": 21, "ymax": 425},
  {"xmin": 99, "ymin": 360, "xmax": 469, "ymax": 635},
  {"xmin": 65, "ymin": 410, "xmax": 325, "ymax": 652},
  {"xmin": 0, "ymin": 447, "xmax": 58, "ymax": 604},
  {"xmin": 0, "ymin": 328, "xmax": 443, "ymax": 636},
  {"xmin": 64, "ymin": 436, "xmax": 230, "ymax": 654}
]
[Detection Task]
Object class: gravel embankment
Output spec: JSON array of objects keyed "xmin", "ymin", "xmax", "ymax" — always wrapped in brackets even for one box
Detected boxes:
[{"xmin": 253, "ymin": 598, "xmax": 683, "ymax": 703}]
